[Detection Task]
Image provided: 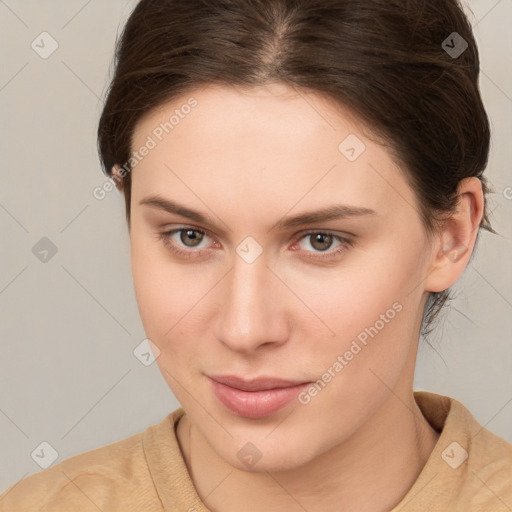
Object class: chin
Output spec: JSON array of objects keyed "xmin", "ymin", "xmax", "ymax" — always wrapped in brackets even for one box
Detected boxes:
[
  {"xmin": 208, "ymin": 428, "xmax": 325, "ymax": 474},
  {"xmin": 228, "ymin": 447, "xmax": 313, "ymax": 474}
]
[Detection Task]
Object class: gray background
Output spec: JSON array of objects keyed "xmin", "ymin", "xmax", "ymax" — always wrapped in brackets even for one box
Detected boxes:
[{"xmin": 0, "ymin": 0, "xmax": 511, "ymax": 493}]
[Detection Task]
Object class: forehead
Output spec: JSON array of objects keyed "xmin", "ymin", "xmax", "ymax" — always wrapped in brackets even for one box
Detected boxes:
[
  {"xmin": 130, "ymin": 83, "xmax": 419, "ymax": 226},
  {"xmin": 134, "ymin": 82, "xmax": 365, "ymax": 155}
]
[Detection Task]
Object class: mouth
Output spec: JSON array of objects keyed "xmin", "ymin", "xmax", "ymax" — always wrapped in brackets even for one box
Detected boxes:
[{"xmin": 207, "ymin": 374, "xmax": 312, "ymax": 419}]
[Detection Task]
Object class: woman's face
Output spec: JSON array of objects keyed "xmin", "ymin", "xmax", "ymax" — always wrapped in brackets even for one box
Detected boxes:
[{"xmin": 129, "ymin": 83, "xmax": 436, "ymax": 472}]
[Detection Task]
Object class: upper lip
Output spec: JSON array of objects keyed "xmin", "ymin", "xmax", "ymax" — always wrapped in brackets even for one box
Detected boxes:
[{"xmin": 208, "ymin": 375, "xmax": 310, "ymax": 391}]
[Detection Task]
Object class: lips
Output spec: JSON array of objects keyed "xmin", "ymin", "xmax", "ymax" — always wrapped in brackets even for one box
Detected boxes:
[{"xmin": 208, "ymin": 374, "xmax": 311, "ymax": 418}]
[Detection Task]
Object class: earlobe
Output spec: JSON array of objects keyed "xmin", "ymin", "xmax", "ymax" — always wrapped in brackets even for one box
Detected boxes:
[{"xmin": 424, "ymin": 177, "xmax": 485, "ymax": 293}]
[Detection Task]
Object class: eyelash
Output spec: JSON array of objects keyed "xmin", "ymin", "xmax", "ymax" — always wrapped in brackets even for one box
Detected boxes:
[{"xmin": 158, "ymin": 226, "xmax": 354, "ymax": 261}]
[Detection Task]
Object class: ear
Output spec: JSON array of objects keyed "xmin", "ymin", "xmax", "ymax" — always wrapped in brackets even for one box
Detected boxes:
[
  {"xmin": 424, "ymin": 177, "xmax": 485, "ymax": 293},
  {"xmin": 111, "ymin": 164, "xmax": 125, "ymax": 192}
]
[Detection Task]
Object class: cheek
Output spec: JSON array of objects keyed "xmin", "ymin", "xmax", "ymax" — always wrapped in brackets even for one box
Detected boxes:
[
  {"xmin": 130, "ymin": 233, "xmax": 219, "ymax": 358},
  {"xmin": 292, "ymin": 238, "xmax": 420, "ymax": 329},
  {"xmin": 289, "ymin": 236, "xmax": 425, "ymax": 375},
  {"xmin": 130, "ymin": 235, "xmax": 185, "ymax": 339},
  {"xmin": 296, "ymin": 277, "xmax": 408, "ymax": 374},
  {"xmin": 131, "ymin": 247, "xmax": 202, "ymax": 394}
]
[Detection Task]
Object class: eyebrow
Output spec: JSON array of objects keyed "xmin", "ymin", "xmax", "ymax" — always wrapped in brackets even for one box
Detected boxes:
[{"xmin": 139, "ymin": 195, "xmax": 376, "ymax": 232}]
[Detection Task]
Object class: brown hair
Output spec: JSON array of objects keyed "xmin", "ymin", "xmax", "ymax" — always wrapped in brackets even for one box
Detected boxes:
[{"xmin": 97, "ymin": 0, "xmax": 496, "ymax": 337}]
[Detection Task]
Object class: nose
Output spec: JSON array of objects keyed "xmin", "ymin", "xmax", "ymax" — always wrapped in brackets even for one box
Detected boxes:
[{"xmin": 215, "ymin": 253, "xmax": 289, "ymax": 354}]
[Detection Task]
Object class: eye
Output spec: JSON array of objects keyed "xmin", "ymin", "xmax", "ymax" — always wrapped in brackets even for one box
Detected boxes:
[
  {"xmin": 160, "ymin": 227, "xmax": 216, "ymax": 259},
  {"xmin": 292, "ymin": 231, "xmax": 353, "ymax": 260}
]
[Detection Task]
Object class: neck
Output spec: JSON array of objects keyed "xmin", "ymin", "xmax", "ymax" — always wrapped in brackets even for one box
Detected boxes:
[{"xmin": 176, "ymin": 388, "xmax": 440, "ymax": 512}]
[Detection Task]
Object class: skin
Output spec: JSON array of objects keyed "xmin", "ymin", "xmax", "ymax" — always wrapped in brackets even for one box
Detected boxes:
[{"xmin": 122, "ymin": 82, "xmax": 484, "ymax": 512}]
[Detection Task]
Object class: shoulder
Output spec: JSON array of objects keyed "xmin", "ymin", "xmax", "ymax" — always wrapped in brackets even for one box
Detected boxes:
[
  {"xmin": 465, "ymin": 412, "xmax": 512, "ymax": 505},
  {"xmin": 441, "ymin": 393, "xmax": 512, "ymax": 472},
  {"xmin": 412, "ymin": 391, "xmax": 512, "ymax": 510},
  {"xmin": 450, "ymin": 397, "xmax": 512, "ymax": 509},
  {"xmin": 0, "ymin": 412, "xmax": 180, "ymax": 512}
]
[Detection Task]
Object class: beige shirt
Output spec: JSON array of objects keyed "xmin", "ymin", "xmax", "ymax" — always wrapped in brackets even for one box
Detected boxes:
[{"xmin": 1, "ymin": 391, "xmax": 511, "ymax": 511}]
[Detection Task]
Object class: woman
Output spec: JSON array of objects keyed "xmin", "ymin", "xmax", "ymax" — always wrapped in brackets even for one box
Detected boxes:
[{"xmin": 1, "ymin": 0, "xmax": 511, "ymax": 510}]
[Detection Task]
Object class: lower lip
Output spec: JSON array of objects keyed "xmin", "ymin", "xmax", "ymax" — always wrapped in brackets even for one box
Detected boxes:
[{"xmin": 209, "ymin": 379, "xmax": 310, "ymax": 419}]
